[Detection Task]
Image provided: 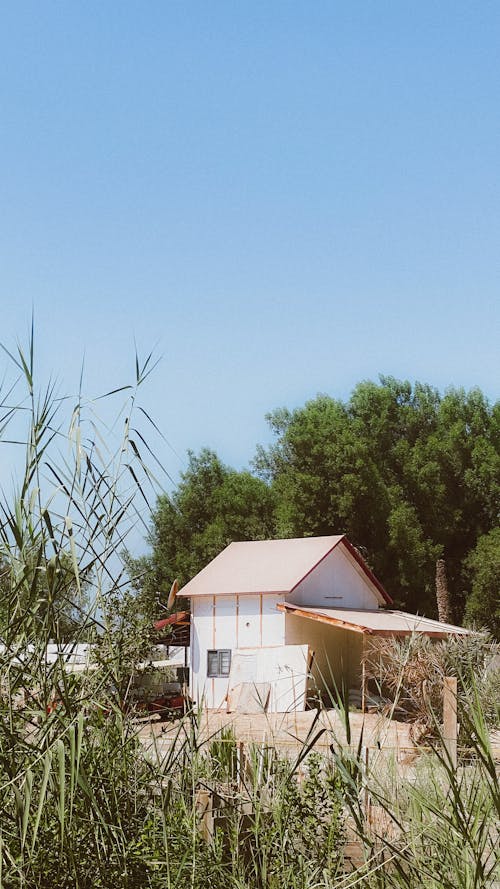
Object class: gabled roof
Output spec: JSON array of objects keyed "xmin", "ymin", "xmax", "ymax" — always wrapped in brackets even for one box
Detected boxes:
[
  {"xmin": 178, "ymin": 535, "xmax": 392, "ymax": 604},
  {"xmin": 279, "ymin": 603, "xmax": 470, "ymax": 637}
]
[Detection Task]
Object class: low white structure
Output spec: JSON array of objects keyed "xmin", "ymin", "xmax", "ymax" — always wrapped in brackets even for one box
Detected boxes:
[{"xmin": 181, "ymin": 535, "xmax": 469, "ymax": 711}]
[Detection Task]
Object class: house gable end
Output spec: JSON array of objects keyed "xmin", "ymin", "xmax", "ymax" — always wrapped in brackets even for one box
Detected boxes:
[{"xmin": 287, "ymin": 541, "xmax": 385, "ymax": 609}]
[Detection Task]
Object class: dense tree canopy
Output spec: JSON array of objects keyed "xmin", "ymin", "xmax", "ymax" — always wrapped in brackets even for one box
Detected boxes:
[
  {"xmin": 129, "ymin": 378, "xmax": 499, "ymax": 635},
  {"xmin": 125, "ymin": 448, "xmax": 276, "ymax": 613},
  {"xmin": 464, "ymin": 528, "xmax": 500, "ymax": 638},
  {"xmin": 254, "ymin": 377, "xmax": 499, "ymax": 622}
]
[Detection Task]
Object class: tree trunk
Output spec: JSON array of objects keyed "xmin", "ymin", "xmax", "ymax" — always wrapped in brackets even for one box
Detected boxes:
[{"xmin": 436, "ymin": 559, "xmax": 453, "ymax": 623}]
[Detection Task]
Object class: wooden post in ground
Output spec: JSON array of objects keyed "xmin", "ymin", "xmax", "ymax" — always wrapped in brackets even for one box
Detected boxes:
[
  {"xmin": 443, "ymin": 676, "xmax": 458, "ymax": 769},
  {"xmin": 237, "ymin": 740, "xmax": 246, "ymax": 790},
  {"xmin": 361, "ymin": 637, "xmax": 367, "ymax": 713},
  {"xmin": 195, "ymin": 789, "xmax": 214, "ymax": 842},
  {"xmin": 363, "ymin": 746, "xmax": 370, "ymax": 824}
]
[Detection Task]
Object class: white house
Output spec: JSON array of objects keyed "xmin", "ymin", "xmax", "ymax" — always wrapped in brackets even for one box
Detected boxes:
[{"xmin": 180, "ymin": 535, "xmax": 468, "ymax": 711}]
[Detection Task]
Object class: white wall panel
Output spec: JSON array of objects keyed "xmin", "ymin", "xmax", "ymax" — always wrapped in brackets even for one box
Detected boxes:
[
  {"xmin": 214, "ymin": 596, "xmax": 237, "ymax": 649},
  {"xmin": 212, "ymin": 596, "xmax": 237, "ymax": 709},
  {"xmin": 237, "ymin": 595, "xmax": 261, "ymax": 648},
  {"xmin": 190, "ymin": 596, "xmax": 214, "ymax": 705},
  {"xmin": 228, "ymin": 645, "xmax": 309, "ymax": 712},
  {"xmin": 262, "ymin": 594, "xmax": 285, "ymax": 647},
  {"xmin": 191, "ymin": 596, "xmax": 240, "ymax": 709},
  {"xmin": 290, "ymin": 546, "xmax": 380, "ymax": 609}
]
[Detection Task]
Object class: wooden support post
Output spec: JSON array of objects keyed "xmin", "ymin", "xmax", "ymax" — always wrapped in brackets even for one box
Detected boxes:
[
  {"xmin": 306, "ymin": 648, "xmax": 315, "ymax": 709},
  {"xmin": 363, "ymin": 746, "xmax": 370, "ymax": 823},
  {"xmin": 361, "ymin": 638, "xmax": 367, "ymax": 713},
  {"xmin": 195, "ymin": 789, "xmax": 214, "ymax": 843},
  {"xmin": 443, "ymin": 676, "xmax": 458, "ymax": 769},
  {"xmin": 237, "ymin": 740, "xmax": 246, "ymax": 790}
]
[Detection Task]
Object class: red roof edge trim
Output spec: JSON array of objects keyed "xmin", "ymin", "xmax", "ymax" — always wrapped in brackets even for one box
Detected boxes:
[
  {"xmin": 153, "ymin": 611, "xmax": 190, "ymax": 631},
  {"xmin": 289, "ymin": 537, "xmax": 345, "ymax": 594},
  {"xmin": 341, "ymin": 538, "xmax": 393, "ymax": 605}
]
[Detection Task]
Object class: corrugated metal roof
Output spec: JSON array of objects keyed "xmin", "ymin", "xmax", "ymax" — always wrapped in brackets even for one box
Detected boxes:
[
  {"xmin": 279, "ymin": 603, "xmax": 470, "ymax": 637},
  {"xmin": 179, "ymin": 535, "xmax": 345, "ymax": 597}
]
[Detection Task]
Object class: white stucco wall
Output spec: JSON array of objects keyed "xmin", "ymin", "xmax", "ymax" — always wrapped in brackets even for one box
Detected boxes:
[
  {"xmin": 190, "ymin": 593, "xmax": 285, "ymax": 708},
  {"xmin": 287, "ymin": 544, "xmax": 381, "ymax": 609}
]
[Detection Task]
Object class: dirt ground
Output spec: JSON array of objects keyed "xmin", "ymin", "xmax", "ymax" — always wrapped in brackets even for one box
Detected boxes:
[{"xmin": 138, "ymin": 708, "xmax": 419, "ymax": 763}]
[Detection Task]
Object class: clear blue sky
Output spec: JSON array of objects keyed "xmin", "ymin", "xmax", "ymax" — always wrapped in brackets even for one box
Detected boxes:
[{"xmin": 1, "ymin": 2, "xmax": 499, "ymax": 490}]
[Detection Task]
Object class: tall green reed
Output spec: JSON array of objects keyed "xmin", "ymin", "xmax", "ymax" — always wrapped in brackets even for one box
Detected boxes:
[
  {"xmin": 0, "ymin": 331, "xmax": 170, "ymax": 887},
  {"xmin": 0, "ymin": 330, "xmax": 497, "ymax": 888}
]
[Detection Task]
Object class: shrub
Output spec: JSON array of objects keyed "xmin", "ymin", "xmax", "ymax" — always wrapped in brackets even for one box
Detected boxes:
[{"xmin": 363, "ymin": 632, "xmax": 500, "ymax": 743}]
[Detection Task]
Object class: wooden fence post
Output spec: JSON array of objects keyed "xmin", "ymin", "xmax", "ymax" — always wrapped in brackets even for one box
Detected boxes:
[
  {"xmin": 361, "ymin": 659, "xmax": 367, "ymax": 713},
  {"xmin": 363, "ymin": 746, "xmax": 370, "ymax": 823},
  {"xmin": 237, "ymin": 740, "xmax": 246, "ymax": 790},
  {"xmin": 443, "ymin": 676, "xmax": 458, "ymax": 769},
  {"xmin": 195, "ymin": 789, "xmax": 214, "ymax": 842}
]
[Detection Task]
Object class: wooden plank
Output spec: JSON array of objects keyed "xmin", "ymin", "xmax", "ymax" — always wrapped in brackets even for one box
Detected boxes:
[
  {"xmin": 277, "ymin": 603, "xmax": 462, "ymax": 638},
  {"xmin": 277, "ymin": 603, "xmax": 368, "ymax": 634},
  {"xmin": 361, "ymin": 636, "xmax": 367, "ymax": 713},
  {"xmin": 195, "ymin": 789, "xmax": 214, "ymax": 842},
  {"xmin": 443, "ymin": 676, "xmax": 458, "ymax": 769},
  {"xmin": 237, "ymin": 741, "xmax": 246, "ymax": 790}
]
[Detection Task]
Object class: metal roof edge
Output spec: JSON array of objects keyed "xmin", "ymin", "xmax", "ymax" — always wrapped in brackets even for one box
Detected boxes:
[
  {"xmin": 277, "ymin": 602, "xmax": 369, "ymax": 634},
  {"xmin": 279, "ymin": 602, "xmax": 469, "ymax": 637},
  {"xmin": 186, "ymin": 589, "xmax": 288, "ymax": 598},
  {"xmin": 340, "ymin": 537, "xmax": 393, "ymax": 605}
]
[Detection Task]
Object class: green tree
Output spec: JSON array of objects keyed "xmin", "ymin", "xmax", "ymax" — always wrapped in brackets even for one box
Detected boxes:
[
  {"xmin": 127, "ymin": 379, "xmax": 498, "ymax": 625},
  {"xmin": 464, "ymin": 528, "xmax": 500, "ymax": 638},
  {"xmin": 254, "ymin": 377, "xmax": 500, "ymax": 618},
  {"xmin": 125, "ymin": 448, "xmax": 276, "ymax": 614}
]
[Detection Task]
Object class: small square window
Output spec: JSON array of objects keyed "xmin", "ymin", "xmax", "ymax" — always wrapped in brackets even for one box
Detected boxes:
[{"xmin": 207, "ymin": 649, "xmax": 231, "ymax": 678}]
